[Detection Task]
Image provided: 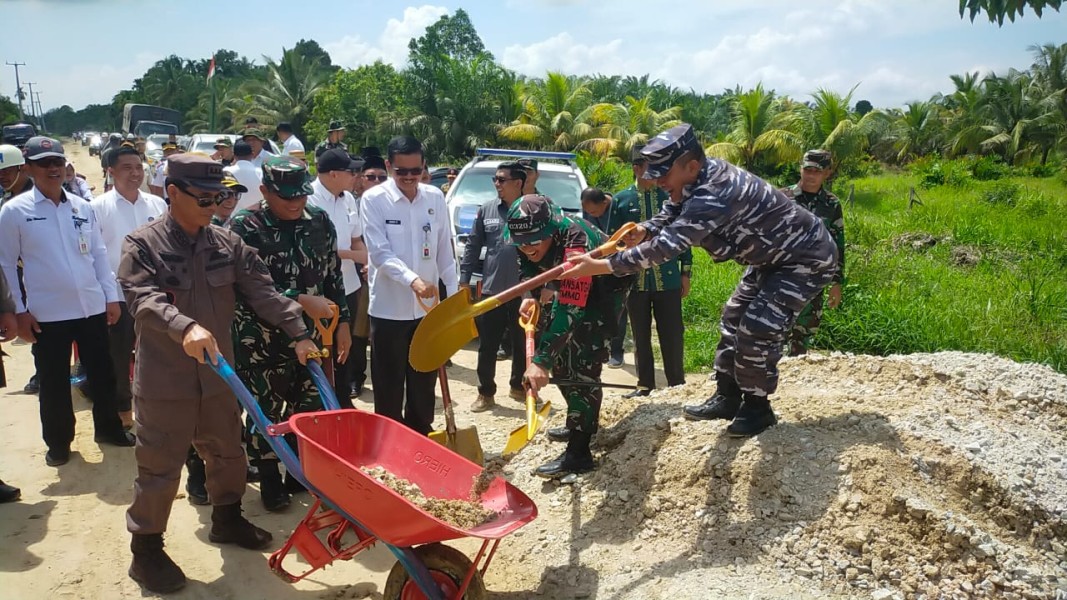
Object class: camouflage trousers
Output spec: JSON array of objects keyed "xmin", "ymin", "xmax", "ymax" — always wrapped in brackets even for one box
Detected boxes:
[
  {"xmin": 240, "ymin": 361, "xmax": 322, "ymax": 460},
  {"xmin": 552, "ymin": 328, "xmax": 610, "ymax": 434},
  {"xmin": 714, "ymin": 263, "xmax": 835, "ymax": 397},
  {"xmin": 787, "ymin": 289, "xmax": 826, "ymax": 354}
]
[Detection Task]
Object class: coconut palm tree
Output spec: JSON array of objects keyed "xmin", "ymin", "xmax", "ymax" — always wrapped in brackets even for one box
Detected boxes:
[
  {"xmin": 795, "ymin": 86, "xmax": 887, "ymax": 171},
  {"xmin": 579, "ymin": 94, "xmax": 682, "ymax": 159},
  {"xmin": 705, "ymin": 83, "xmax": 804, "ymax": 174},
  {"xmin": 888, "ymin": 100, "xmax": 943, "ymax": 163},
  {"xmin": 498, "ymin": 71, "xmax": 595, "ymax": 151},
  {"xmin": 245, "ymin": 48, "xmax": 330, "ymax": 137}
]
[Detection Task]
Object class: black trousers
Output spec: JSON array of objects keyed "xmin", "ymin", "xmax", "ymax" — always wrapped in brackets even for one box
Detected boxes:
[
  {"xmin": 331, "ymin": 289, "xmax": 360, "ymax": 409},
  {"xmin": 35, "ymin": 313, "xmax": 123, "ymax": 452},
  {"xmin": 627, "ymin": 289, "xmax": 686, "ymax": 389},
  {"xmin": 369, "ymin": 316, "xmax": 436, "ymax": 435},
  {"xmin": 474, "ymin": 296, "xmax": 525, "ymax": 396},
  {"xmin": 108, "ymin": 303, "xmax": 135, "ymax": 413},
  {"xmin": 610, "ymin": 306, "xmax": 629, "ymax": 359}
]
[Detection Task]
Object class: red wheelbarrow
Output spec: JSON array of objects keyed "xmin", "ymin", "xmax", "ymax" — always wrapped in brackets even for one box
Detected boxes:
[{"xmin": 209, "ymin": 355, "xmax": 537, "ymax": 599}]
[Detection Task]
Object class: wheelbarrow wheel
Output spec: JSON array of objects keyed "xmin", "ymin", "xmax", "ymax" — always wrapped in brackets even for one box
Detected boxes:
[{"xmin": 383, "ymin": 543, "xmax": 487, "ymax": 600}]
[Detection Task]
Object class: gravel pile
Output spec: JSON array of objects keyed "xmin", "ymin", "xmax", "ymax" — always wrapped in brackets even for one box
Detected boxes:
[{"xmin": 480, "ymin": 352, "xmax": 1067, "ymax": 599}]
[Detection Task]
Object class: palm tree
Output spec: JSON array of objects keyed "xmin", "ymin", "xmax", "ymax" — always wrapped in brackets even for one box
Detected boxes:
[
  {"xmin": 498, "ymin": 72, "xmax": 595, "ymax": 151},
  {"xmin": 578, "ymin": 94, "xmax": 682, "ymax": 159},
  {"xmin": 942, "ymin": 72, "xmax": 989, "ymax": 156},
  {"xmin": 978, "ymin": 69, "xmax": 1056, "ymax": 164},
  {"xmin": 245, "ymin": 48, "xmax": 330, "ymax": 137},
  {"xmin": 705, "ymin": 83, "xmax": 804, "ymax": 174},
  {"xmin": 888, "ymin": 100, "xmax": 943, "ymax": 163},
  {"xmin": 796, "ymin": 86, "xmax": 887, "ymax": 170}
]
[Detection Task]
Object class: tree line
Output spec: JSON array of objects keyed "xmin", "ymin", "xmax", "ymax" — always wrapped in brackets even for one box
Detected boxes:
[{"xmin": 12, "ymin": 8, "xmax": 1066, "ymax": 183}]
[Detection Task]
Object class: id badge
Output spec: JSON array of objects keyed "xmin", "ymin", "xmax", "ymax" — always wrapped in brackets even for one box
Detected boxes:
[
  {"xmin": 78, "ymin": 234, "xmax": 90, "ymax": 255},
  {"xmin": 422, "ymin": 223, "xmax": 432, "ymax": 260}
]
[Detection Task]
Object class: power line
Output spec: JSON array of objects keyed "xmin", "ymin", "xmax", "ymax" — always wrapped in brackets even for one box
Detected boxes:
[
  {"xmin": 6, "ymin": 61, "xmax": 26, "ymax": 121},
  {"xmin": 25, "ymin": 82, "xmax": 37, "ymax": 120}
]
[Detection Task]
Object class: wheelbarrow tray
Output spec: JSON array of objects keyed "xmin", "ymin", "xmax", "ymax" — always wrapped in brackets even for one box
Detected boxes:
[{"xmin": 290, "ymin": 409, "xmax": 537, "ymax": 548}]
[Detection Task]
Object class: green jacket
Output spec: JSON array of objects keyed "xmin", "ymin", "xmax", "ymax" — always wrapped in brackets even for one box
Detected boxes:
[
  {"xmin": 781, "ymin": 184, "xmax": 845, "ymax": 284},
  {"xmin": 612, "ymin": 183, "xmax": 693, "ymax": 292},
  {"xmin": 229, "ymin": 203, "xmax": 351, "ymax": 370}
]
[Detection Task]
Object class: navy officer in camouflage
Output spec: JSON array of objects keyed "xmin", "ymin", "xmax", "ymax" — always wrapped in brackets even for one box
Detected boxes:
[
  {"xmin": 507, "ymin": 195, "xmax": 627, "ymax": 477},
  {"xmin": 563, "ymin": 124, "xmax": 838, "ymax": 437},
  {"xmin": 229, "ymin": 156, "xmax": 352, "ymax": 512},
  {"xmin": 780, "ymin": 149, "xmax": 845, "ymax": 355}
]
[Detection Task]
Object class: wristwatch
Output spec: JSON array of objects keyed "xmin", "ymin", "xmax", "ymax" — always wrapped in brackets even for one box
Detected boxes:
[{"xmin": 292, "ymin": 331, "xmax": 312, "ymax": 342}]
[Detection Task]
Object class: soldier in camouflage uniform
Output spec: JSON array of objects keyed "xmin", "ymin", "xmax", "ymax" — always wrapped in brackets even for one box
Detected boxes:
[
  {"xmin": 564, "ymin": 124, "xmax": 838, "ymax": 437},
  {"xmin": 314, "ymin": 120, "xmax": 347, "ymax": 160},
  {"xmin": 780, "ymin": 149, "xmax": 845, "ymax": 355},
  {"xmin": 229, "ymin": 156, "xmax": 351, "ymax": 511},
  {"xmin": 506, "ymin": 195, "xmax": 626, "ymax": 478}
]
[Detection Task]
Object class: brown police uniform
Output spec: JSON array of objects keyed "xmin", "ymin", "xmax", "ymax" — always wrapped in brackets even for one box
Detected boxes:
[{"xmin": 119, "ymin": 193, "xmax": 307, "ymax": 535}]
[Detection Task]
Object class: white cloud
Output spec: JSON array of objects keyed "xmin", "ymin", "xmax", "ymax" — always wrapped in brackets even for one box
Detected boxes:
[
  {"xmin": 502, "ymin": 32, "xmax": 628, "ymax": 76},
  {"xmin": 37, "ymin": 52, "xmax": 162, "ymax": 110},
  {"xmin": 324, "ymin": 5, "xmax": 448, "ymax": 69}
]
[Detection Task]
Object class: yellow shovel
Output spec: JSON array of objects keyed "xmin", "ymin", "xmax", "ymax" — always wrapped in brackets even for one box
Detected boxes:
[
  {"xmin": 408, "ymin": 222, "xmax": 638, "ymax": 373},
  {"xmin": 503, "ymin": 304, "xmax": 552, "ymax": 456},
  {"xmin": 419, "ymin": 291, "xmax": 485, "ymax": 466}
]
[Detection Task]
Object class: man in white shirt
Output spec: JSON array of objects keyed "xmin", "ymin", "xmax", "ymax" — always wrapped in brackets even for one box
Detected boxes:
[
  {"xmin": 241, "ymin": 129, "xmax": 276, "ymax": 169},
  {"xmin": 0, "ymin": 137, "xmax": 135, "ymax": 466},
  {"xmin": 275, "ymin": 122, "xmax": 305, "ymax": 161},
  {"xmin": 149, "ymin": 142, "xmax": 179, "ymax": 200},
  {"xmin": 91, "ymin": 145, "xmax": 168, "ymax": 429},
  {"xmin": 224, "ymin": 140, "xmax": 264, "ymax": 212},
  {"xmin": 307, "ymin": 149, "xmax": 368, "ymax": 406},
  {"xmin": 361, "ymin": 136, "xmax": 457, "ymax": 434}
]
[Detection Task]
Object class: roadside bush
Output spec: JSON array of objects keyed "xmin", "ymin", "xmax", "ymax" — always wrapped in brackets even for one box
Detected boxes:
[
  {"xmin": 574, "ymin": 152, "xmax": 632, "ymax": 193},
  {"xmin": 913, "ymin": 158, "xmax": 973, "ymax": 189},
  {"xmin": 1027, "ymin": 162, "xmax": 1058, "ymax": 178},
  {"xmin": 982, "ymin": 181, "xmax": 1021, "ymax": 206}
]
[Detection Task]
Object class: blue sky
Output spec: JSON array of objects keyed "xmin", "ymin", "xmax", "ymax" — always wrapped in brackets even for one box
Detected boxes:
[{"xmin": 2, "ymin": 0, "xmax": 1065, "ymax": 112}]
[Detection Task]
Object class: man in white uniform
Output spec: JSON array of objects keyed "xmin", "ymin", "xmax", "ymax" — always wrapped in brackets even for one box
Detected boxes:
[
  {"xmin": 0, "ymin": 137, "xmax": 136, "ymax": 466},
  {"xmin": 307, "ymin": 149, "xmax": 368, "ymax": 406},
  {"xmin": 276, "ymin": 122, "xmax": 305, "ymax": 161},
  {"xmin": 241, "ymin": 129, "xmax": 275, "ymax": 169},
  {"xmin": 224, "ymin": 140, "xmax": 264, "ymax": 212},
  {"xmin": 361, "ymin": 135, "xmax": 457, "ymax": 434}
]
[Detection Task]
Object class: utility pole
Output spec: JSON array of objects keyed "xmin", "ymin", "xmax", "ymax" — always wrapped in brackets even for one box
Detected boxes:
[
  {"xmin": 33, "ymin": 91, "xmax": 46, "ymax": 132},
  {"xmin": 6, "ymin": 61, "xmax": 26, "ymax": 120},
  {"xmin": 25, "ymin": 82, "xmax": 37, "ymax": 122}
]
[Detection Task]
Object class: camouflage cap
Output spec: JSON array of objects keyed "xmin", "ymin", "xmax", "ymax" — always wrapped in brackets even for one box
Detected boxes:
[
  {"xmin": 242, "ymin": 128, "xmax": 268, "ymax": 141},
  {"xmin": 261, "ymin": 156, "xmax": 313, "ymax": 199},
  {"xmin": 630, "ymin": 143, "xmax": 647, "ymax": 164},
  {"xmin": 328, "ymin": 120, "xmax": 346, "ymax": 132},
  {"xmin": 505, "ymin": 194, "xmax": 564, "ymax": 245},
  {"xmin": 802, "ymin": 149, "xmax": 832, "ymax": 170},
  {"xmin": 641, "ymin": 123, "xmax": 700, "ymax": 180},
  {"xmin": 167, "ymin": 154, "xmax": 226, "ymax": 191},
  {"xmin": 214, "ymin": 137, "xmax": 233, "ymax": 148},
  {"xmin": 222, "ymin": 174, "xmax": 247, "ymax": 194}
]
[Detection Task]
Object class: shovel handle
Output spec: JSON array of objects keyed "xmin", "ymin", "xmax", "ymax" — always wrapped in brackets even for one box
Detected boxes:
[
  {"xmin": 518, "ymin": 302, "xmax": 539, "ymax": 333},
  {"xmin": 472, "ymin": 221, "xmax": 638, "ymax": 311},
  {"xmin": 314, "ymin": 303, "xmax": 340, "ymax": 346},
  {"xmin": 416, "ymin": 286, "xmax": 440, "ymax": 313}
]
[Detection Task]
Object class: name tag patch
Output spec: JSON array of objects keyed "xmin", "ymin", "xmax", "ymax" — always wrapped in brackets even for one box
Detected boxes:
[
  {"xmin": 558, "ymin": 247, "xmax": 591, "ymax": 307},
  {"xmin": 386, "ymin": 219, "xmax": 401, "ymax": 225}
]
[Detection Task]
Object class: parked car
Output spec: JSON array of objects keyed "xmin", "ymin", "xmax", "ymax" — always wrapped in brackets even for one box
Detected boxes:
[
  {"xmin": 444, "ymin": 149, "xmax": 587, "ymax": 280},
  {"xmin": 428, "ymin": 166, "xmax": 454, "ymax": 190},
  {"xmin": 80, "ymin": 131, "xmax": 94, "ymax": 146},
  {"xmin": 184, "ymin": 133, "xmax": 281, "ymax": 157},
  {"xmin": 1, "ymin": 122, "xmax": 37, "ymax": 148}
]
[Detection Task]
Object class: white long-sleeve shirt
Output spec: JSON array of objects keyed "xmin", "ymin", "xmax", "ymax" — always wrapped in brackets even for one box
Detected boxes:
[
  {"xmin": 361, "ymin": 179, "xmax": 457, "ymax": 320},
  {"xmin": 224, "ymin": 160, "xmax": 264, "ymax": 212},
  {"xmin": 0, "ymin": 187, "xmax": 120, "ymax": 322},
  {"xmin": 92, "ymin": 188, "xmax": 168, "ymax": 274},
  {"xmin": 308, "ymin": 178, "xmax": 362, "ymax": 294}
]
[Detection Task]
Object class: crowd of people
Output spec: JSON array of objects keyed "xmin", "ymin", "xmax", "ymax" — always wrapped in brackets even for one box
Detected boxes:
[{"xmin": 0, "ymin": 119, "xmax": 845, "ymax": 594}]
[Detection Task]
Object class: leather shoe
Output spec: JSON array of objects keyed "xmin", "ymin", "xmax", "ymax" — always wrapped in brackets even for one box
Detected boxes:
[
  {"xmin": 682, "ymin": 393, "xmax": 742, "ymax": 421},
  {"xmin": 623, "ymin": 388, "xmax": 651, "ymax": 398},
  {"xmin": 0, "ymin": 480, "xmax": 21, "ymax": 503},
  {"xmin": 46, "ymin": 449, "xmax": 70, "ymax": 467},
  {"xmin": 95, "ymin": 430, "xmax": 137, "ymax": 447}
]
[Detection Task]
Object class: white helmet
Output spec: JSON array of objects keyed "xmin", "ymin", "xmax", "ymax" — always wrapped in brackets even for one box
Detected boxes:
[{"xmin": 0, "ymin": 144, "xmax": 25, "ymax": 170}]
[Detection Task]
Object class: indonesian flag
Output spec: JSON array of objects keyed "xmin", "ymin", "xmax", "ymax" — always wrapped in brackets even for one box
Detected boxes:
[{"xmin": 206, "ymin": 55, "xmax": 216, "ymax": 81}]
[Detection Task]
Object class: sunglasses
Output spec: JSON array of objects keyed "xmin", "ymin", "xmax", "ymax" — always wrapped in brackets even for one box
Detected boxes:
[
  {"xmin": 363, "ymin": 174, "xmax": 388, "ymax": 182},
  {"xmin": 393, "ymin": 167, "xmax": 423, "ymax": 177},
  {"xmin": 30, "ymin": 157, "xmax": 66, "ymax": 169},
  {"xmin": 173, "ymin": 183, "xmax": 227, "ymax": 207},
  {"xmin": 492, "ymin": 176, "xmax": 519, "ymax": 184}
]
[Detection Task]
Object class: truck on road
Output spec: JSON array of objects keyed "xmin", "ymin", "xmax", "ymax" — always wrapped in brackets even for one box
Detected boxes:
[{"xmin": 122, "ymin": 104, "xmax": 181, "ymax": 138}]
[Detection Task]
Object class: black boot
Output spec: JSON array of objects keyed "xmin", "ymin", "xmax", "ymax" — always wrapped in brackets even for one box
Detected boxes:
[
  {"xmin": 185, "ymin": 451, "xmax": 208, "ymax": 505},
  {"xmin": 283, "ymin": 470, "xmax": 306, "ymax": 494},
  {"xmin": 208, "ymin": 502, "xmax": 273, "ymax": 550},
  {"xmin": 726, "ymin": 394, "xmax": 778, "ymax": 437},
  {"xmin": 535, "ymin": 430, "xmax": 595, "ymax": 478},
  {"xmin": 0, "ymin": 479, "xmax": 21, "ymax": 503},
  {"xmin": 129, "ymin": 533, "xmax": 186, "ymax": 593},
  {"xmin": 255, "ymin": 459, "xmax": 290, "ymax": 512},
  {"xmin": 683, "ymin": 373, "xmax": 742, "ymax": 421},
  {"xmin": 545, "ymin": 426, "xmax": 571, "ymax": 442}
]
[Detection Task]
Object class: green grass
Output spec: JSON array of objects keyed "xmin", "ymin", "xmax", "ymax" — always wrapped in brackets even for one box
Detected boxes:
[{"xmin": 680, "ymin": 173, "xmax": 1067, "ymax": 373}]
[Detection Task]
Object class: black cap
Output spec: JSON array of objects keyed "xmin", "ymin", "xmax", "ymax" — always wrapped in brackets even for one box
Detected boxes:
[
  {"xmin": 328, "ymin": 120, "xmax": 345, "ymax": 132},
  {"xmin": 166, "ymin": 154, "xmax": 226, "ymax": 191},
  {"xmin": 233, "ymin": 140, "xmax": 253, "ymax": 158},
  {"xmin": 317, "ymin": 148, "xmax": 361, "ymax": 173},
  {"xmin": 23, "ymin": 136, "xmax": 65, "ymax": 161},
  {"xmin": 630, "ymin": 143, "xmax": 647, "ymax": 164}
]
